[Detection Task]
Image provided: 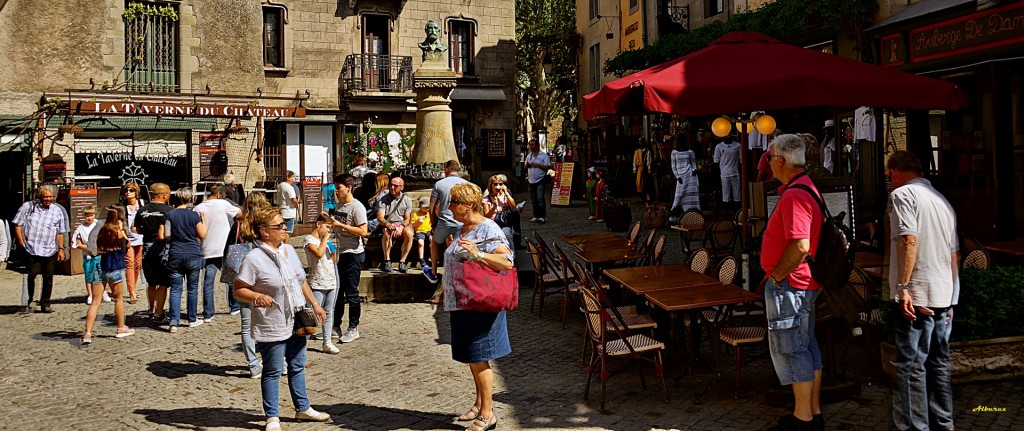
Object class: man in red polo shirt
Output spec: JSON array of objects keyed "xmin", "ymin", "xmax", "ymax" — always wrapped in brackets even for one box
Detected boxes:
[{"xmin": 762, "ymin": 134, "xmax": 824, "ymax": 431}]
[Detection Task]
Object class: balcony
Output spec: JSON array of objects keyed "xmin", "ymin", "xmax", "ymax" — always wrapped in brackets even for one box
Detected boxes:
[{"xmin": 341, "ymin": 54, "xmax": 413, "ymax": 93}]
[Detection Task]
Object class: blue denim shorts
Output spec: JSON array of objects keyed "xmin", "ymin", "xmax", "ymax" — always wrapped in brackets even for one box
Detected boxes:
[
  {"xmin": 92, "ymin": 264, "xmax": 125, "ymax": 284},
  {"xmin": 764, "ymin": 279, "xmax": 822, "ymax": 385},
  {"xmin": 414, "ymin": 232, "xmax": 429, "ymax": 242},
  {"xmin": 82, "ymin": 256, "xmax": 98, "ymax": 284}
]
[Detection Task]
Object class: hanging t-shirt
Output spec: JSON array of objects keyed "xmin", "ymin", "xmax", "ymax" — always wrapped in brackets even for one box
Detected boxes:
[
  {"xmin": 713, "ymin": 141, "xmax": 742, "ymax": 177},
  {"xmin": 855, "ymin": 106, "xmax": 876, "ymax": 142}
]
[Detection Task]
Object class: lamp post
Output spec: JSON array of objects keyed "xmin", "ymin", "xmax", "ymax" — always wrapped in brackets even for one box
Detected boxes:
[{"xmin": 711, "ymin": 113, "xmax": 776, "ymax": 289}]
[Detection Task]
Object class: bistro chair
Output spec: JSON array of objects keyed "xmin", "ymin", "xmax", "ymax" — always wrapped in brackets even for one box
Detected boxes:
[
  {"xmin": 687, "ymin": 248, "xmax": 712, "ymax": 275},
  {"xmin": 580, "ymin": 287, "xmax": 668, "ymax": 412},
  {"xmin": 554, "ymin": 244, "xmax": 582, "ymax": 329},
  {"xmin": 695, "ymin": 256, "xmax": 741, "ymax": 333},
  {"xmin": 961, "ymin": 248, "xmax": 990, "ymax": 270},
  {"xmin": 645, "ymin": 235, "xmax": 667, "ymax": 266},
  {"xmin": 716, "ymin": 281, "xmax": 768, "ymax": 398},
  {"xmin": 527, "ymin": 239, "xmax": 569, "ymax": 317},
  {"xmin": 703, "ymin": 217, "xmax": 739, "ymax": 262},
  {"xmin": 533, "ymin": 232, "xmax": 561, "ymax": 273},
  {"xmin": 625, "ymin": 221, "xmax": 642, "ymax": 245},
  {"xmin": 573, "ymin": 262, "xmax": 658, "ymax": 365},
  {"xmin": 676, "ymin": 209, "xmax": 706, "ymax": 257}
]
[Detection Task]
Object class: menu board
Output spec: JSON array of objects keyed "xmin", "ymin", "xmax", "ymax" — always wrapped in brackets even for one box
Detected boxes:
[
  {"xmin": 198, "ymin": 132, "xmax": 227, "ymax": 181},
  {"xmin": 549, "ymin": 162, "xmax": 575, "ymax": 206},
  {"xmin": 301, "ymin": 176, "xmax": 322, "ymax": 225},
  {"xmin": 69, "ymin": 182, "xmax": 98, "ymax": 227},
  {"xmin": 487, "ymin": 129, "xmax": 506, "ymax": 157}
]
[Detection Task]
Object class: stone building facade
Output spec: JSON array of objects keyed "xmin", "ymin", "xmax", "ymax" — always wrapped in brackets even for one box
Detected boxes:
[{"xmin": 0, "ymin": 0, "xmax": 515, "ymax": 218}]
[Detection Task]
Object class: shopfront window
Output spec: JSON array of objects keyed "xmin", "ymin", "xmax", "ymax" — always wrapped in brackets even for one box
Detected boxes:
[{"xmin": 73, "ymin": 132, "xmax": 189, "ymax": 189}]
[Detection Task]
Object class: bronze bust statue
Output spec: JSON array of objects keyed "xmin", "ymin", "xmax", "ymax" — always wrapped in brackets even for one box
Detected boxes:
[{"xmin": 418, "ymin": 20, "xmax": 447, "ymax": 62}]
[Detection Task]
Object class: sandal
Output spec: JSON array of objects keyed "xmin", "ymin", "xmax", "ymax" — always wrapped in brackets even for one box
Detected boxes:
[
  {"xmin": 465, "ymin": 415, "xmax": 497, "ymax": 431},
  {"xmin": 457, "ymin": 405, "xmax": 481, "ymax": 421},
  {"xmin": 128, "ymin": 295, "xmax": 139, "ymax": 304},
  {"xmin": 115, "ymin": 327, "xmax": 135, "ymax": 338}
]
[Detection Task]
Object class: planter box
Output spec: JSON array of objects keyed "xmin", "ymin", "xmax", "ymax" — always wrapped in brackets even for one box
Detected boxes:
[{"xmin": 881, "ymin": 336, "xmax": 1024, "ymax": 384}]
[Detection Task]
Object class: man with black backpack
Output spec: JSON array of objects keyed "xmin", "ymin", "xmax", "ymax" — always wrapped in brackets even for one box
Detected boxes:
[{"xmin": 761, "ymin": 134, "xmax": 825, "ymax": 431}]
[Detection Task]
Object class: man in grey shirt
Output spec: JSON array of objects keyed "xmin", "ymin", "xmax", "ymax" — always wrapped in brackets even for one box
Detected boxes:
[
  {"xmin": 377, "ymin": 177, "xmax": 413, "ymax": 273},
  {"xmin": 887, "ymin": 151, "xmax": 959, "ymax": 431},
  {"xmin": 424, "ymin": 160, "xmax": 467, "ymax": 283},
  {"xmin": 330, "ymin": 173, "xmax": 368, "ymax": 343}
]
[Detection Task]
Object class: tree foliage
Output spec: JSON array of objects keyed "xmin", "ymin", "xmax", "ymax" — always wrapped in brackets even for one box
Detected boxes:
[
  {"xmin": 516, "ymin": 0, "xmax": 580, "ymax": 139},
  {"xmin": 604, "ymin": 0, "xmax": 877, "ymax": 77}
]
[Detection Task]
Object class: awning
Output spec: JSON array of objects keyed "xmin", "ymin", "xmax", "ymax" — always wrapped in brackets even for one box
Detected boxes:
[
  {"xmin": 450, "ymin": 87, "xmax": 507, "ymax": 101},
  {"xmin": 866, "ymin": 0, "xmax": 974, "ymax": 32},
  {"xmin": 0, "ymin": 133, "xmax": 30, "ymax": 153},
  {"xmin": 75, "ymin": 138, "xmax": 187, "ymax": 157}
]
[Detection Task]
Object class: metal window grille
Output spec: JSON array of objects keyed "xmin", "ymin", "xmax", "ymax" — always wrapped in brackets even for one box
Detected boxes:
[
  {"xmin": 124, "ymin": 1, "xmax": 178, "ymax": 92},
  {"xmin": 263, "ymin": 142, "xmax": 282, "ymax": 181}
]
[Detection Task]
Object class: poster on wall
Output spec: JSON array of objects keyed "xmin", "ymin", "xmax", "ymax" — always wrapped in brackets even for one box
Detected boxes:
[
  {"xmin": 487, "ymin": 129, "xmax": 506, "ymax": 157},
  {"xmin": 549, "ymin": 162, "xmax": 575, "ymax": 206},
  {"xmin": 199, "ymin": 132, "xmax": 228, "ymax": 181},
  {"xmin": 301, "ymin": 176, "xmax": 322, "ymax": 225}
]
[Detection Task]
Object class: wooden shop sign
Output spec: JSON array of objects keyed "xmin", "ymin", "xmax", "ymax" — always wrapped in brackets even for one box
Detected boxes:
[
  {"xmin": 68, "ymin": 100, "xmax": 306, "ymax": 118},
  {"xmin": 910, "ymin": 1, "xmax": 1024, "ymax": 63}
]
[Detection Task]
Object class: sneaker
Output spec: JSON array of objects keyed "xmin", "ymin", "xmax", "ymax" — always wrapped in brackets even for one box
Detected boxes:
[
  {"xmin": 115, "ymin": 327, "xmax": 136, "ymax": 338},
  {"xmin": 265, "ymin": 417, "xmax": 281, "ymax": 431},
  {"xmin": 530, "ymin": 217, "xmax": 539, "ymax": 222},
  {"xmin": 189, "ymin": 320, "xmax": 204, "ymax": 328},
  {"xmin": 383, "ymin": 261, "xmax": 393, "ymax": 273},
  {"xmin": 102, "ymin": 292, "xmax": 112, "ymax": 303},
  {"xmin": 230, "ymin": 309, "xmax": 241, "ymax": 316},
  {"xmin": 250, "ymin": 365, "xmax": 263, "ymax": 379},
  {"xmin": 81, "ymin": 332, "xmax": 92, "ymax": 346},
  {"xmin": 87, "ymin": 295, "xmax": 93, "ymax": 305},
  {"xmin": 203, "ymin": 317, "xmax": 214, "ymax": 323},
  {"xmin": 157, "ymin": 315, "xmax": 171, "ymax": 325},
  {"xmin": 422, "ymin": 266, "xmax": 439, "ymax": 284},
  {"xmin": 419, "ymin": 259, "xmax": 429, "ymax": 270},
  {"xmin": 587, "ymin": 216, "xmax": 595, "ymax": 220},
  {"xmin": 295, "ymin": 407, "xmax": 331, "ymax": 422},
  {"xmin": 397, "ymin": 262, "xmax": 408, "ymax": 273},
  {"xmin": 595, "ymin": 219, "xmax": 604, "ymax": 223},
  {"xmin": 168, "ymin": 325, "xmax": 178, "ymax": 334},
  {"xmin": 322, "ymin": 342, "xmax": 340, "ymax": 354},
  {"xmin": 310, "ymin": 333, "xmax": 323, "ymax": 341},
  {"xmin": 538, "ymin": 218, "xmax": 546, "ymax": 223},
  {"xmin": 339, "ymin": 327, "xmax": 360, "ymax": 343}
]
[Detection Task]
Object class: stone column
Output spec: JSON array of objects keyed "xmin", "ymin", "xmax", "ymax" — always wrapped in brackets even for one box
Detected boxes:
[{"xmin": 410, "ymin": 60, "xmax": 458, "ymax": 165}]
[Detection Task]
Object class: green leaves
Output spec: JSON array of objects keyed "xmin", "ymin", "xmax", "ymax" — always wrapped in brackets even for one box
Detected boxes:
[{"xmin": 953, "ymin": 266, "xmax": 1024, "ymax": 342}]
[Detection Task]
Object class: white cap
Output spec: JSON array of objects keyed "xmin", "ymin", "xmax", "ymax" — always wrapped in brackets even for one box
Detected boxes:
[{"xmin": 823, "ymin": 119, "xmax": 835, "ymax": 128}]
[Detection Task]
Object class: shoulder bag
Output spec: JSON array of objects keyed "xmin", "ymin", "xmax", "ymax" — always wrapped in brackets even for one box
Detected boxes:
[{"xmin": 254, "ymin": 244, "xmax": 320, "ymax": 337}]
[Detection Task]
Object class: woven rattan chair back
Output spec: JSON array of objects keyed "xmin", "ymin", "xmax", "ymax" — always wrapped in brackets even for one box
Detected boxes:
[
  {"xmin": 626, "ymin": 221, "xmax": 642, "ymax": 244},
  {"xmin": 962, "ymin": 248, "xmax": 990, "ymax": 270},
  {"xmin": 715, "ymin": 255, "xmax": 738, "ymax": 285},
  {"xmin": 688, "ymin": 248, "xmax": 711, "ymax": 274}
]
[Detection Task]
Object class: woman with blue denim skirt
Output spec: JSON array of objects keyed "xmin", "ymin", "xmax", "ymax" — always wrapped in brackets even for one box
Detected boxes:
[
  {"xmin": 234, "ymin": 207, "xmax": 330, "ymax": 430},
  {"xmin": 81, "ymin": 206, "xmax": 135, "ymax": 344}
]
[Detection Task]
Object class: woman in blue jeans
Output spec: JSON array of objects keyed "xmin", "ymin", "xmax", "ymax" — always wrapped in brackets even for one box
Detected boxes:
[
  {"xmin": 234, "ymin": 207, "xmax": 330, "ymax": 430},
  {"xmin": 226, "ymin": 192, "xmax": 272, "ymax": 377},
  {"xmin": 159, "ymin": 188, "xmax": 207, "ymax": 333}
]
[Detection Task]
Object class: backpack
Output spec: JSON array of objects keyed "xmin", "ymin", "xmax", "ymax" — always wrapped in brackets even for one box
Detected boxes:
[{"xmin": 787, "ymin": 183, "xmax": 854, "ymax": 291}]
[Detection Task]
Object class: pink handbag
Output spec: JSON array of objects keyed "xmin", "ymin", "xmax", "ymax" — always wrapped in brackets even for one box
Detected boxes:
[{"xmin": 450, "ymin": 259, "xmax": 519, "ymax": 312}]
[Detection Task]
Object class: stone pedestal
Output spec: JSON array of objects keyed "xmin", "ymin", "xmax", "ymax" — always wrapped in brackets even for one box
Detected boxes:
[{"xmin": 410, "ymin": 59, "xmax": 458, "ymax": 166}]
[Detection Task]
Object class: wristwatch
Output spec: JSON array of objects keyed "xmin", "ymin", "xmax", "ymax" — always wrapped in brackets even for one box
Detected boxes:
[
  {"xmin": 896, "ymin": 283, "xmax": 911, "ymax": 291},
  {"xmin": 768, "ymin": 274, "xmax": 783, "ymax": 285}
]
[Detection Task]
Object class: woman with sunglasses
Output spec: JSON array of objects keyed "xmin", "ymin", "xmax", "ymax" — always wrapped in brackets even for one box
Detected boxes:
[
  {"xmin": 482, "ymin": 174, "xmax": 519, "ymax": 248},
  {"xmin": 121, "ymin": 182, "xmax": 145, "ymax": 303},
  {"xmin": 234, "ymin": 207, "xmax": 330, "ymax": 430}
]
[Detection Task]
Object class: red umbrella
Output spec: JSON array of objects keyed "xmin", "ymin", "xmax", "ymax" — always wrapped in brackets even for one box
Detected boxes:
[{"xmin": 582, "ymin": 32, "xmax": 967, "ymax": 120}]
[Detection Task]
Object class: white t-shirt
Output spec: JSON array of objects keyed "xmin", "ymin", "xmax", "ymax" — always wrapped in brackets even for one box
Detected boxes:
[
  {"xmin": 194, "ymin": 198, "xmax": 240, "ymax": 258},
  {"xmin": 278, "ymin": 181, "xmax": 298, "ymax": 219},
  {"xmin": 125, "ymin": 200, "xmax": 145, "ymax": 246},
  {"xmin": 526, "ymin": 151, "xmax": 551, "ymax": 184},
  {"xmin": 887, "ymin": 178, "xmax": 959, "ymax": 307},
  {"xmin": 73, "ymin": 221, "xmax": 97, "ymax": 255},
  {"xmin": 713, "ymin": 141, "xmax": 742, "ymax": 177},
  {"xmin": 303, "ymin": 235, "xmax": 337, "ymax": 291},
  {"xmin": 236, "ymin": 243, "xmax": 307, "ymax": 343}
]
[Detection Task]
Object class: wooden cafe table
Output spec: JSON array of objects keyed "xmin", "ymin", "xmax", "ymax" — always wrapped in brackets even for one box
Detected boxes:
[
  {"xmin": 984, "ymin": 241, "xmax": 1024, "ymax": 257},
  {"xmin": 604, "ymin": 264, "xmax": 721, "ymax": 295},
  {"xmin": 575, "ymin": 246, "xmax": 645, "ymax": 266},
  {"xmin": 563, "ymin": 232, "xmax": 632, "ymax": 251}
]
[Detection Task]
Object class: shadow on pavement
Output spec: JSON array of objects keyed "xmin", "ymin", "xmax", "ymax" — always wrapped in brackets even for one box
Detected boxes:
[
  {"xmin": 432, "ymin": 305, "xmax": 451, "ymax": 346},
  {"xmin": 148, "ymin": 358, "xmax": 252, "ymax": 379},
  {"xmin": 135, "ymin": 407, "xmax": 262, "ymax": 429},
  {"xmin": 319, "ymin": 402, "xmax": 459, "ymax": 430},
  {"xmin": 35, "ymin": 330, "xmax": 83, "ymax": 345},
  {"xmin": 0, "ymin": 305, "xmax": 27, "ymax": 315}
]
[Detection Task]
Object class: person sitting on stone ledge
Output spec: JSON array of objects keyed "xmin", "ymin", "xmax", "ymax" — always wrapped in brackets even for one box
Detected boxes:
[{"xmin": 377, "ymin": 176, "xmax": 414, "ymax": 273}]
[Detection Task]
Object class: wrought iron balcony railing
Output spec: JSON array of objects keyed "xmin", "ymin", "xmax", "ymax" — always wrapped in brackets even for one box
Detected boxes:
[
  {"xmin": 341, "ymin": 54, "xmax": 413, "ymax": 93},
  {"xmin": 667, "ymin": 4, "xmax": 689, "ymax": 31}
]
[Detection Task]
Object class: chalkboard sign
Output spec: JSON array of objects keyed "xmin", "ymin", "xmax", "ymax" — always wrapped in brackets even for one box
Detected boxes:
[
  {"xmin": 301, "ymin": 176, "xmax": 322, "ymax": 225},
  {"xmin": 487, "ymin": 129, "xmax": 506, "ymax": 157},
  {"xmin": 69, "ymin": 182, "xmax": 98, "ymax": 227},
  {"xmin": 199, "ymin": 132, "xmax": 227, "ymax": 181}
]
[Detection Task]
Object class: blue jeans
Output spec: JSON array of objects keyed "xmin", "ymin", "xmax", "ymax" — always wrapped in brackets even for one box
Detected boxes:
[
  {"xmin": 167, "ymin": 256, "xmax": 204, "ymax": 326},
  {"xmin": 226, "ymin": 283, "xmax": 240, "ymax": 313},
  {"xmin": 239, "ymin": 303, "xmax": 259, "ymax": 372},
  {"xmin": 335, "ymin": 252, "xmax": 364, "ymax": 329},
  {"xmin": 893, "ymin": 307, "xmax": 954, "ymax": 431},
  {"xmin": 313, "ymin": 288, "xmax": 338, "ymax": 340},
  {"xmin": 201, "ymin": 257, "xmax": 222, "ymax": 318},
  {"xmin": 284, "ymin": 218, "xmax": 295, "ymax": 233},
  {"xmin": 256, "ymin": 334, "xmax": 310, "ymax": 418},
  {"xmin": 529, "ymin": 176, "xmax": 547, "ymax": 219},
  {"xmin": 764, "ymin": 279, "xmax": 822, "ymax": 385}
]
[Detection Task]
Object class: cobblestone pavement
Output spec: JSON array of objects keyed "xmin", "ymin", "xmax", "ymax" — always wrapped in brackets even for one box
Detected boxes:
[{"xmin": 0, "ymin": 195, "xmax": 1021, "ymax": 430}]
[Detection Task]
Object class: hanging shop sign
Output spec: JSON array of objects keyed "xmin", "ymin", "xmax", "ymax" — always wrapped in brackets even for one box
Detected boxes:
[
  {"xmin": 198, "ymin": 132, "xmax": 228, "ymax": 181},
  {"xmin": 880, "ymin": 33, "xmax": 906, "ymax": 68},
  {"xmin": 909, "ymin": 1, "xmax": 1024, "ymax": 63},
  {"xmin": 68, "ymin": 100, "xmax": 306, "ymax": 118},
  {"xmin": 74, "ymin": 140, "xmax": 188, "ymax": 188}
]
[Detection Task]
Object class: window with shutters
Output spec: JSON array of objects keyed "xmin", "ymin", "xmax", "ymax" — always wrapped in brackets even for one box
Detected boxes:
[
  {"xmin": 448, "ymin": 20, "xmax": 475, "ymax": 75},
  {"xmin": 588, "ymin": 43, "xmax": 601, "ymax": 93},
  {"xmin": 707, "ymin": 0, "xmax": 724, "ymax": 17},
  {"xmin": 123, "ymin": 1, "xmax": 179, "ymax": 92}
]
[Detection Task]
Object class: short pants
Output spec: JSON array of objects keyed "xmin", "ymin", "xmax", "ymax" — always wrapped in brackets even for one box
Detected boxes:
[
  {"xmin": 82, "ymin": 256, "xmax": 98, "ymax": 284},
  {"xmin": 764, "ymin": 278, "xmax": 822, "ymax": 386},
  {"xmin": 92, "ymin": 264, "xmax": 125, "ymax": 284},
  {"xmin": 414, "ymin": 232, "xmax": 429, "ymax": 242},
  {"xmin": 432, "ymin": 222, "xmax": 460, "ymax": 245}
]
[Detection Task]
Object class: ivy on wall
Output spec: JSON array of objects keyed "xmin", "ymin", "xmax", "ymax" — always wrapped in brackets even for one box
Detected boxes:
[{"xmin": 604, "ymin": 0, "xmax": 878, "ymax": 77}]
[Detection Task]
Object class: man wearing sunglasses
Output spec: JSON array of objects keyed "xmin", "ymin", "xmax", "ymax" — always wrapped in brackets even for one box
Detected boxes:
[{"xmin": 376, "ymin": 177, "xmax": 413, "ymax": 273}]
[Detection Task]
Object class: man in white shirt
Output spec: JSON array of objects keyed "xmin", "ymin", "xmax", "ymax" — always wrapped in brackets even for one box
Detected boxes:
[
  {"xmin": 713, "ymin": 136, "xmax": 742, "ymax": 212},
  {"xmin": 194, "ymin": 184, "xmax": 241, "ymax": 317},
  {"xmin": 525, "ymin": 138, "xmax": 552, "ymax": 223},
  {"xmin": 278, "ymin": 171, "xmax": 299, "ymax": 233}
]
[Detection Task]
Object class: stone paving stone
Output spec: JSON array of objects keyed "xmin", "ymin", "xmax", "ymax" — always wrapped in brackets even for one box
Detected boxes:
[{"xmin": 0, "ymin": 195, "xmax": 1021, "ymax": 430}]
